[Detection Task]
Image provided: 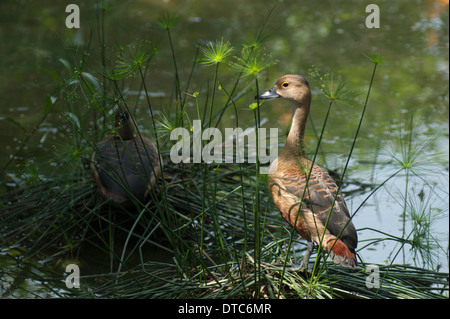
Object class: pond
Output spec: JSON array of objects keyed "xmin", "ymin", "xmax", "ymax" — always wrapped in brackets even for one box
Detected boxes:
[{"xmin": 0, "ymin": 0, "xmax": 448, "ymax": 298}]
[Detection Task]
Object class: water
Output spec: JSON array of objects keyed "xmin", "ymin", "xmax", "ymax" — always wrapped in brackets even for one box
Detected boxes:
[{"xmin": 1, "ymin": 0, "xmax": 448, "ymax": 296}]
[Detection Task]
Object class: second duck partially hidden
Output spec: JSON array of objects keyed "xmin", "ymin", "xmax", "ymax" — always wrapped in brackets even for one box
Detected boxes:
[
  {"xmin": 91, "ymin": 110, "xmax": 162, "ymax": 206},
  {"xmin": 256, "ymin": 75, "xmax": 358, "ymax": 269}
]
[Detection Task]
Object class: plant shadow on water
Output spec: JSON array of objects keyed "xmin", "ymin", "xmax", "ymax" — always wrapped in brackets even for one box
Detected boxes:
[{"xmin": 0, "ymin": 1, "xmax": 449, "ymax": 299}]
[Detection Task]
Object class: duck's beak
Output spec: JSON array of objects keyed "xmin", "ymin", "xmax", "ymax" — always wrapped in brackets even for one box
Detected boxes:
[{"xmin": 255, "ymin": 86, "xmax": 280, "ymax": 100}]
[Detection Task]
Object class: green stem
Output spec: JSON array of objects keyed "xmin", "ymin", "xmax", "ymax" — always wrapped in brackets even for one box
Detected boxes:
[
  {"xmin": 401, "ymin": 115, "xmax": 415, "ymax": 262},
  {"xmin": 166, "ymin": 28, "xmax": 182, "ymax": 109},
  {"xmin": 253, "ymin": 77, "xmax": 262, "ymax": 298},
  {"xmin": 314, "ymin": 61, "xmax": 379, "ymax": 275},
  {"xmin": 207, "ymin": 62, "xmax": 220, "ymax": 128}
]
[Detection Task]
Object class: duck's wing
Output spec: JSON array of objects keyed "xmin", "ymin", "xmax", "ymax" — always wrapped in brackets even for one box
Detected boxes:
[
  {"xmin": 92, "ymin": 137, "xmax": 161, "ymax": 202},
  {"xmin": 270, "ymin": 162, "xmax": 357, "ymax": 252}
]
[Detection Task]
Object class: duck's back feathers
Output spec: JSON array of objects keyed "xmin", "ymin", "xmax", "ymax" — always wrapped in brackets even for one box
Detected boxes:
[
  {"xmin": 269, "ymin": 158, "xmax": 357, "ymax": 267},
  {"xmin": 91, "ymin": 136, "xmax": 161, "ymax": 204}
]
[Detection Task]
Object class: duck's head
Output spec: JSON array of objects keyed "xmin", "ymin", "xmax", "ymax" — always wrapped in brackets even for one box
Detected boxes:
[
  {"xmin": 256, "ymin": 74, "xmax": 311, "ymax": 105},
  {"xmin": 114, "ymin": 110, "xmax": 136, "ymax": 140}
]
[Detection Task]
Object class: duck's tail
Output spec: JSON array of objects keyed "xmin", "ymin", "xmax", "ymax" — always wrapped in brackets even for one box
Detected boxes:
[{"xmin": 326, "ymin": 238, "xmax": 357, "ymax": 269}]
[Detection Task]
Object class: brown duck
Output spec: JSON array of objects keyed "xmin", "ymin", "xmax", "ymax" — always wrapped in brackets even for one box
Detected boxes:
[
  {"xmin": 90, "ymin": 110, "xmax": 162, "ymax": 206},
  {"xmin": 256, "ymin": 75, "xmax": 358, "ymax": 269}
]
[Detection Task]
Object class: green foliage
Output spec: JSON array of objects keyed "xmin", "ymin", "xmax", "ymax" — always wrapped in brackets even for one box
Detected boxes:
[
  {"xmin": 364, "ymin": 53, "xmax": 385, "ymax": 65},
  {"xmin": 201, "ymin": 37, "xmax": 234, "ymax": 66},
  {"xmin": 157, "ymin": 12, "xmax": 181, "ymax": 30},
  {"xmin": 309, "ymin": 68, "xmax": 362, "ymax": 106},
  {"xmin": 231, "ymin": 43, "xmax": 278, "ymax": 78}
]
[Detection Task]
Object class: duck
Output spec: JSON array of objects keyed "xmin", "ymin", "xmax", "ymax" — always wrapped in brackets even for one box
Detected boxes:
[
  {"xmin": 256, "ymin": 74, "xmax": 358, "ymax": 269},
  {"xmin": 90, "ymin": 110, "xmax": 162, "ymax": 206}
]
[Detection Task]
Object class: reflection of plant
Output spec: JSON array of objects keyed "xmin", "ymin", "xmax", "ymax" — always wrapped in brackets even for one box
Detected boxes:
[
  {"xmin": 382, "ymin": 120, "xmax": 448, "ymax": 270},
  {"xmin": 405, "ymin": 186, "xmax": 445, "ymax": 269}
]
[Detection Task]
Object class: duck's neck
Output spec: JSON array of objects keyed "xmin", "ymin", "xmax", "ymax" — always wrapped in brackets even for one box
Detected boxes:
[
  {"xmin": 283, "ymin": 98, "xmax": 311, "ymax": 158},
  {"xmin": 114, "ymin": 111, "xmax": 136, "ymax": 140},
  {"xmin": 117, "ymin": 125, "xmax": 135, "ymax": 140}
]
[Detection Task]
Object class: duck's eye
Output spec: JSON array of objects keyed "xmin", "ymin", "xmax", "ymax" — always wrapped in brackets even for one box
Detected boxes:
[{"xmin": 282, "ymin": 82, "xmax": 289, "ymax": 88}]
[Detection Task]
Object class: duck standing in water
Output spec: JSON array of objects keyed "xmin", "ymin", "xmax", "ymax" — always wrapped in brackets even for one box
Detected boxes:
[
  {"xmin": 91, "ymin": 110, "xmax": 162, "ymax": 206},
  {"xmin": 256, "ymin": 75, "xmax": 358, "ymax": 269}
]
